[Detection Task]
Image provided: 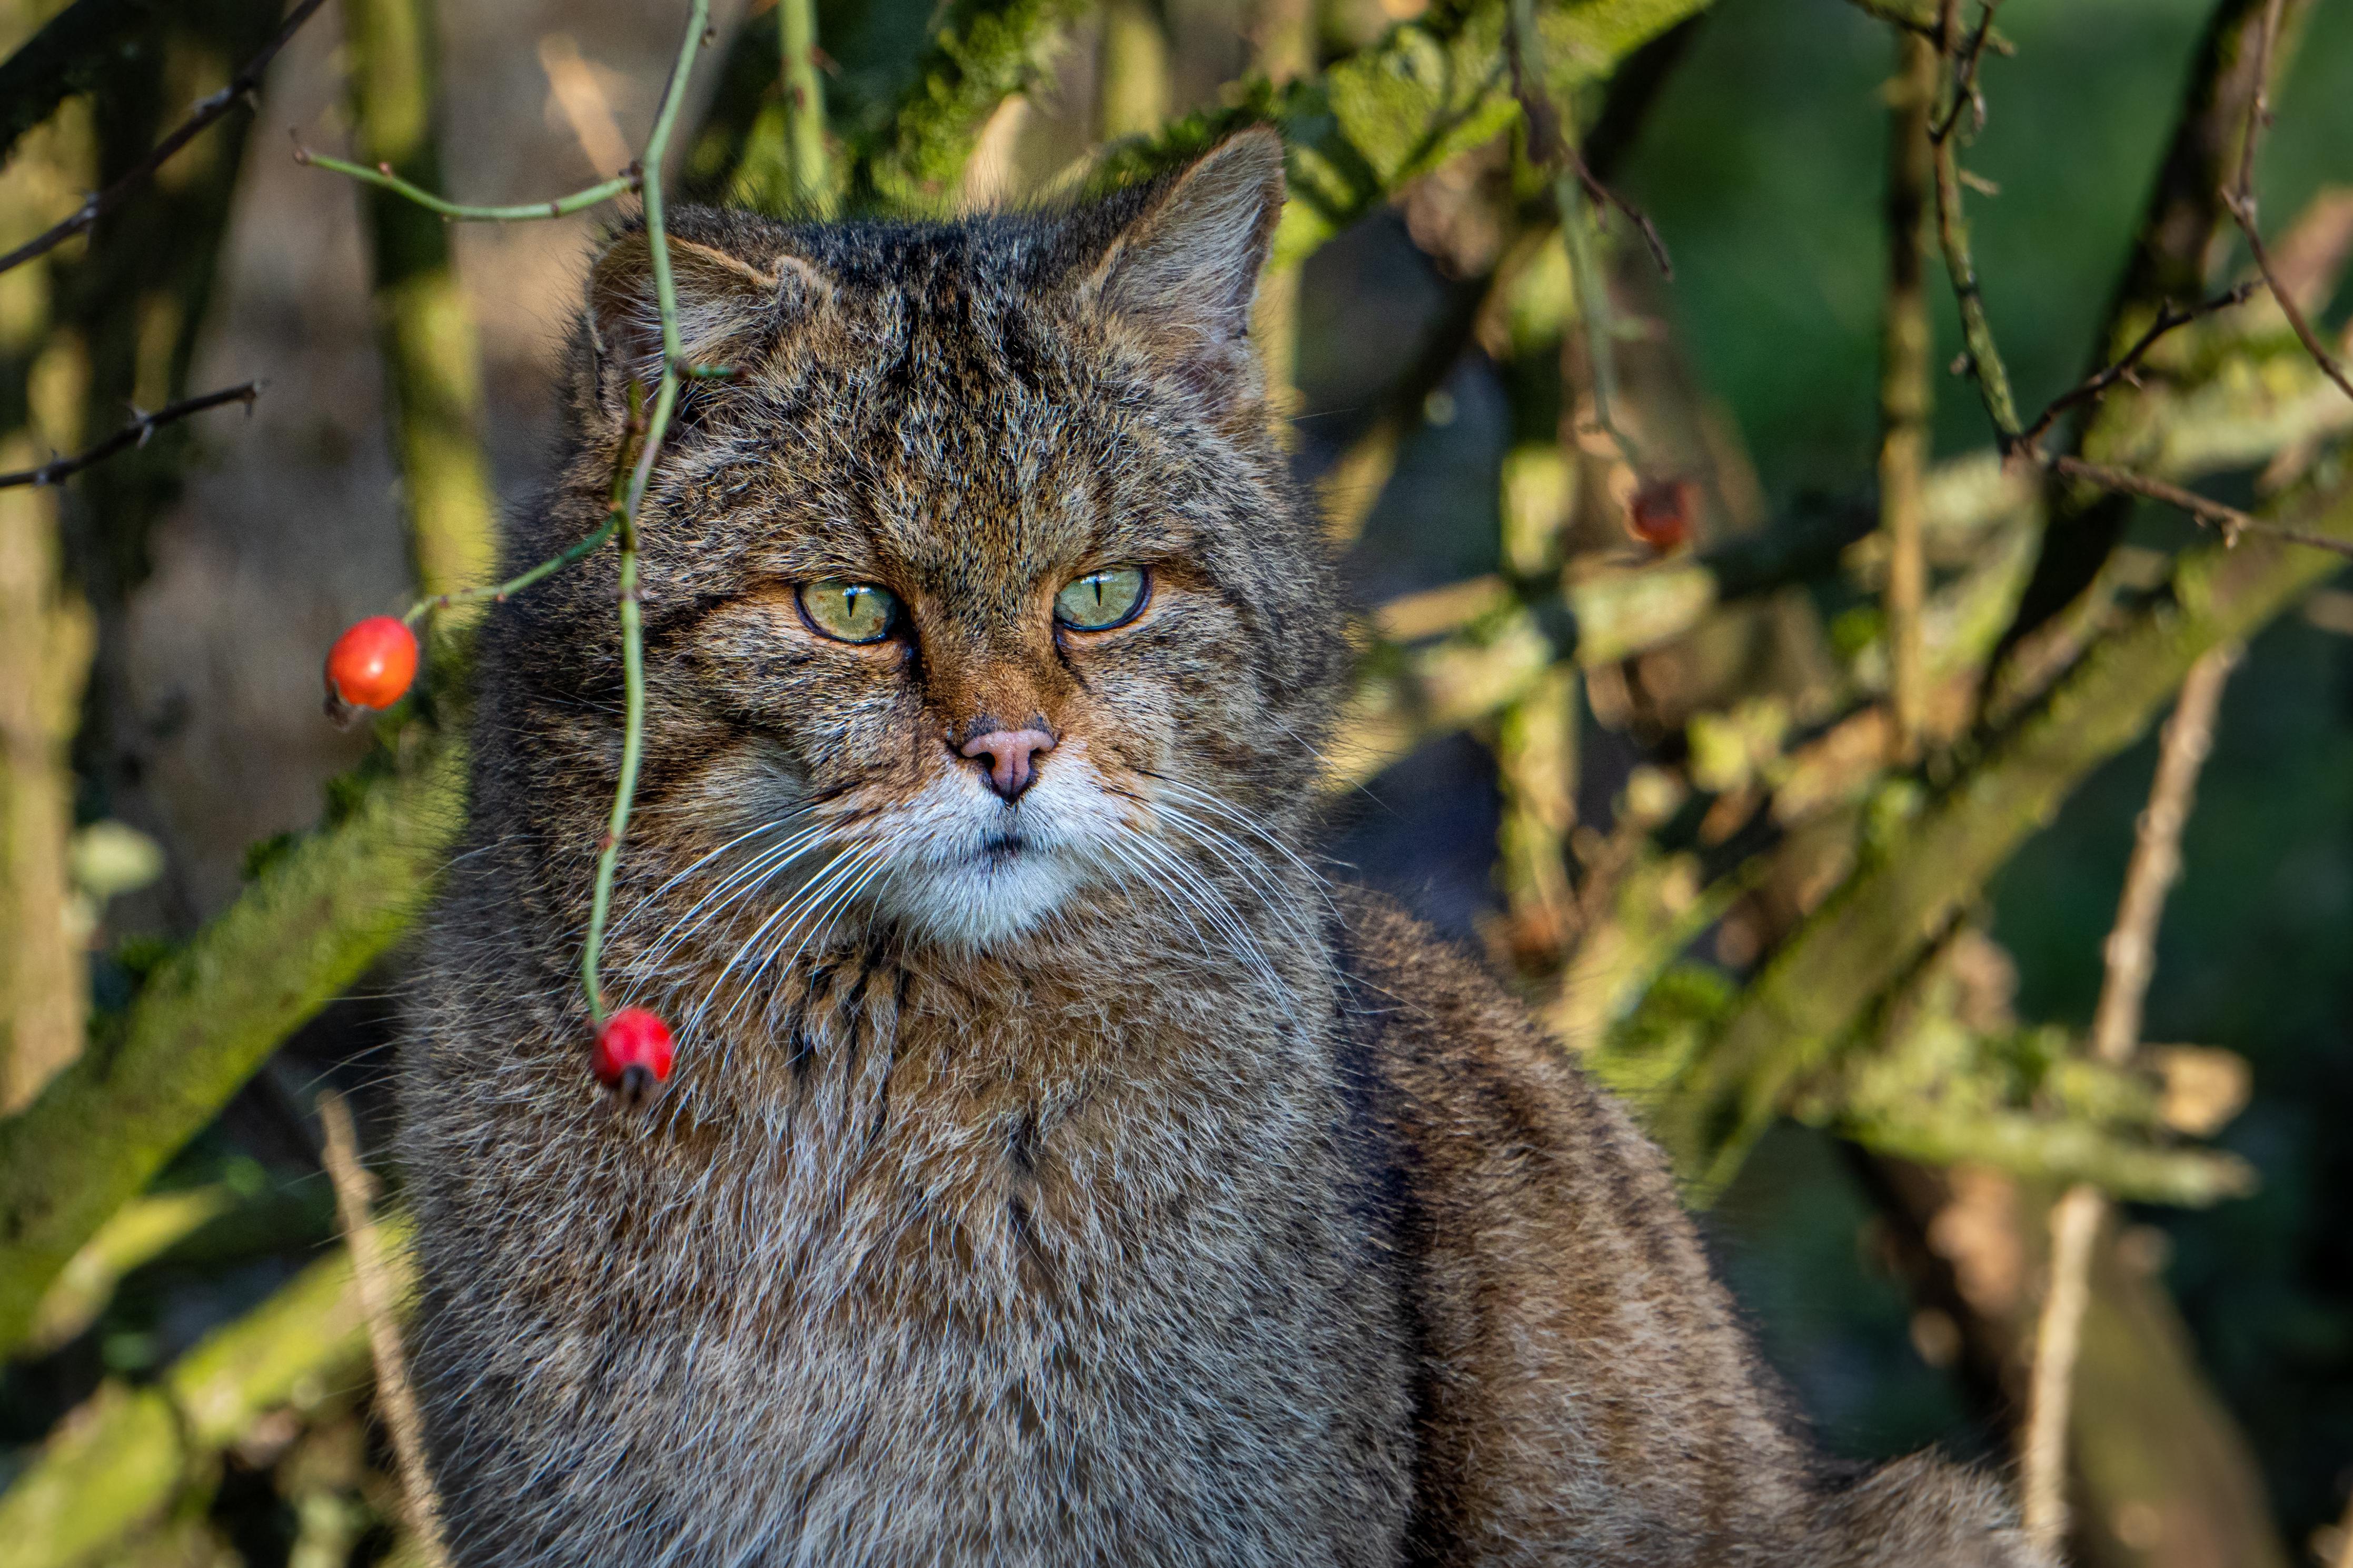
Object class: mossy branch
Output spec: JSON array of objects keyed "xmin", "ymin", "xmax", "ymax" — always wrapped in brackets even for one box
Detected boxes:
[
  {"xmin": 1650, "ymin": 475, "xmax": 2353, "ymax": 1201},
  {"xmin": 0, "ymin": 735, "xmax": 460, "ymax": 1359},
  {"xmin": 0, "ymin": 1220, "xmax": 414, "ymax": 1568},
  {"xmin": 848, "ymin": 0, "xmax": 1089, "ymax": 212},
  {"xmin": 0, "ymin": 0, "xmax": 173, "ymax": 168}
]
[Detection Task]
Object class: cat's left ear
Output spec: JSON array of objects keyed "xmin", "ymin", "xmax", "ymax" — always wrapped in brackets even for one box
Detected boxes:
[
  {"xmin": 583, "ymin": 227, "xmax": 831, "ymax": 414},
  {"xmin": 1078, "ymin": 127, "xmax": 1287, "ymax": 410}
]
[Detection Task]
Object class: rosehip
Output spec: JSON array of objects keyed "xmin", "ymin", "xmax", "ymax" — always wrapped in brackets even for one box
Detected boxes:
[
  {"xmin": 1627, "ymin": 479, "xmax": 1695, "ymax": 553},
  {"xmin": 324, "ymin": 616, "xmax": 419, "ymax": 712},
  {"xmin": 592, "ymin": 1006, "xmax": 675, "ymax": 1101}
]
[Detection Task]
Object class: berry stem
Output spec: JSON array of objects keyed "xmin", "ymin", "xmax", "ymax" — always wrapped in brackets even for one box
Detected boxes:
[
  {"xmin": 580, "ymin": 0, "xmax": 709, "ymax": 1023},
  {"xmin": 294, "ymin": 142, "xmax": 643, "ymax": 222},
  {"xmin": 399, "ymin": 513, "xmax": 622, "ymax": 627}
]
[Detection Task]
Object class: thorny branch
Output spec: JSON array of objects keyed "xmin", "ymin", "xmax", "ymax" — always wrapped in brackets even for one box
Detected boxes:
[
  {"xmin": 0, "ymin": 0, "xmax": 331, "ymax": 278},
  {"xmin": 2222, "ymin": 0, "xmax": 2353, "ymax": 407},
  {"xmin": 0, "ymin": 382, "xmax": 259, "ymax": 490},
  {"xmin": 1927, "ymin": 0, "xmax": 2000, "ymax": 144},
  {"xmin": 2013, "ymin": 284, "xmax": 2256, "ymax": 455},
  {"xmin": 1923, "ymin": 0, "xmax": 2353, "ymax": 560}
]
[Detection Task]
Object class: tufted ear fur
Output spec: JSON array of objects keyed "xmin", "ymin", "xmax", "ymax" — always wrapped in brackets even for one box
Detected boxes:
[
  {"xmin": 1078, "ymin": 127, "xmax": 1287, "ymax": 410},
  {"xmin": 584, "ymin": 228, "xmax": 829, "ymax": 411}
]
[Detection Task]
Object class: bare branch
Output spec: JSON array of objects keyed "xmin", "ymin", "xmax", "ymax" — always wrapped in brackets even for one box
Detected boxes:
[
  {"xmin": 2014, "ymin": 284, "xmax": 2256, "ymax": 455},
  {"xmin": 2091, "ymin": 644, "xmax": 2239, "ymax": 1068},
  {"xmin": 2220, "ymin": 0, "xmax": 2353, "ymax": 405},
  {"xmin": 0, "ymin": 0, "xmax": 330, "ymax": 278},
  {"xmin": 2019, "ymin": 644, "xmax": 2237, "ymax": 1550},
  {"xmin": 0, "ymin": 382, "xmax": 259, "ymax": 490},
  {"xmin": 2019, "ymin": 1184, "xmax": 2103, "ymax": 1549},
  {"xmin": 318, "ymin": 1092, "xmax": 449, "ymax": 1567},
  {"xmin": 1927, "ymin": 0, "xmax": 2002, "ymax": 145}
]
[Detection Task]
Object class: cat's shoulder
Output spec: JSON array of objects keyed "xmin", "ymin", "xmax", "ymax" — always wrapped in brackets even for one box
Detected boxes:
[{"xmin": 1333, "ymin": 884, "xmax": 1664, "ymax": 1182}]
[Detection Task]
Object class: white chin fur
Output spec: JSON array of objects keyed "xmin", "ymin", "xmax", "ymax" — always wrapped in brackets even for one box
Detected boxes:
[{"xmin": 867, "ymin": 748, "xmax": 1121, "ymax": 952}]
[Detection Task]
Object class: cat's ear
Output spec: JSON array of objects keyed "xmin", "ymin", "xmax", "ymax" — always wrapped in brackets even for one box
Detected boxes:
[
  {"xmin": 583, "ymin": 228, "xmax": 830, "ymax": 411},
  {"xmin": 1078, "ymin": 127, "xmax": 1287, "ymax": 408}
]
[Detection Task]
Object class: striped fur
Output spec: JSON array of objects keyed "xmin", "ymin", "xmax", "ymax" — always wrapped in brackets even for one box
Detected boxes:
[{"xmin": 400, "ymin": 129, "xmax": 2043, "ymax": 1566}]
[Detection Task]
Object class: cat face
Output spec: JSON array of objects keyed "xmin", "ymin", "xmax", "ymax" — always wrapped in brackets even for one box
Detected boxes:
[{"xmin": 501, "ymin": 132, "xmax": 1344, "ymax": 978}]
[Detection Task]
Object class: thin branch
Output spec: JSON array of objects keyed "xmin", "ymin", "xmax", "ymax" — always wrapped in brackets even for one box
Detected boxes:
[
  {"xmin": 2019, "ymin": 1183, "xmax": 2103, "ymax": 1549},
  {"xmin": 0, "ymin": 0, "xmax": 331, "ymax": 278},
  {"xmin": 1506, "ymin": 0, "xmax": 1661, "ymax": 473},
  {"xmin": 2014, "ymin": 283, "xmax": 2256, "ymax": 455},
  {"xmin": 1927, "ymin": 0, "xmax": 2002, "ymax": 145},
  {"xmin": 1502, "ymin": 0, "xmax": 1672, "ymax": 278},
  {"xmin": 2230, "ymin": 215, "xmax": 2353, "ymax": 405},
  {"xmin": 317, "ymin": 1091, "xmax": 449, "ymax": 1568},
  {"xmin": 1929, "ymin": 113, "xmax": 2021, "ymax": 442},
  {"xmin": 2018, "ymin": 644, "xmax": 2236, "ymax": 1550},
  {"xmin": 293, "ymin": 141, "xmax": 641, "ymax": 221},
  {"xmin": 2044, "ymin": 454, "xmax": 2353, "ymax": 560},
  {"xmin": 2090, "ymin": 643, "xmax": 2239, "ymax": 1068},
  {"xmin": 0, "ymin": 382, "xmax": 259, "ymax": 490},
  {"xmin": 2221, "ymin": 0, "xmax": 2353, "ymax": 405},
  {"xmin": 1918, "ymin": 2, "xmax": 2352, "ymax": 564}
]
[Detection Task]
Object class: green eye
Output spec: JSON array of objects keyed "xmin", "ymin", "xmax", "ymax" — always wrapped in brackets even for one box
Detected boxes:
[
  {"xmin": 1055, "ymin": 567, "xmax": 1149, "ymax": 632},
  {"xmin": 797, "ymin": 580, "xmax": 900, "ymax": 644}
]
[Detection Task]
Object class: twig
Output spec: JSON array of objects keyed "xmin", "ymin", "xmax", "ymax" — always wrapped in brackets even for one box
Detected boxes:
[
  {"xmin": 0, "ymin": 382, "xmax": 259, "ymax": 490},
  {"xmin": 316, "ymin": 1090, "xmax": 448, "ymax": 1568},
  {"xmin": 292, "ymin": 142, "xmax": 641, "ymax": 221},
  {"xmin": 2019, "ymin": 1183, "xmax": 2102, "ymax": 1548},
  {"xmin": 1505, "ymin": 0, "xmax": 1656, "ymax": 473},
  {"xmin": 1929, "ymin": 122, "xmax": 2020, "ymax": 441},
  {"xmin": 2014, "ymin": 284, "xmax": 2256, "ymax": 455},
  {"xmin": 2221, "ymin": 0, "xmax": 2353, "ymax": 406},
  {"xmin": 1502, "ymin": 0, "xmax": 1671, "ymax": 278},
  {"xmin": 1919, "ymin": 6, "xmax": 2353, "ymax": 564},
  {"xmin": 1927, "ymin": 0, "xmax": 2001, "ymax": 145},
  {"xmin": 2091, "ymin": 643, "xmax": 2239, "ymax": 1068},
  {"xmin": 0, "ymin": 0, "xmax": 331, "ymax": 278},
  {"xmin": 2044, "ymin": 454, "xmax": 2353, "ymax": 561},
  {"xmin": 310, "ymin": 0, "xmax": 709, "ymax": 1027},
  {"xmin": 2017, "ymin": 644, "xmax": 2236, "ymax": 1550}
]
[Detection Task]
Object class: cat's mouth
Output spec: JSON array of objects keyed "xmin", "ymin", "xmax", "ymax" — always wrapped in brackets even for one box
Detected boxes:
[{"xmin": 977, "ymin": 829, "xmax": 1027, "ymax": 863}]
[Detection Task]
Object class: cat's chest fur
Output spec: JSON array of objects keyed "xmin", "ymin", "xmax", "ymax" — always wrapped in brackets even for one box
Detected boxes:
[{"xmin": 410, "ymin": 950, "xmax": 1415, "ymax": 1566}]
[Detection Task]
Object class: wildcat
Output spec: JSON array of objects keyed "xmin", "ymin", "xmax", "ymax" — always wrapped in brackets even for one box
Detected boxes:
[{"xmin": 401, "ymin": 127, "xmax": 2045, "ymax": 1567}]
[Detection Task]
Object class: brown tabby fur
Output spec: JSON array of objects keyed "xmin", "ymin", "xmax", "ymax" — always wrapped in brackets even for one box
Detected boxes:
[{"xmin": 401, "ymin": 129, "xmax": 2046, "ymax": 1566}]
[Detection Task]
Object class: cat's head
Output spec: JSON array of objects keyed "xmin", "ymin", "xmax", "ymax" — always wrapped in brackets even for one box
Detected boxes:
[{"xmin": 491, "ymin": 131, "xmax": 1344, "ymax": 971}]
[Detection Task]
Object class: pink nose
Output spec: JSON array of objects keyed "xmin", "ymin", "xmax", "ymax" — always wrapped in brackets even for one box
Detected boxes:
[{"xmin": 959, "ymin": 727, "xmax": 1056, "ymax": 801}]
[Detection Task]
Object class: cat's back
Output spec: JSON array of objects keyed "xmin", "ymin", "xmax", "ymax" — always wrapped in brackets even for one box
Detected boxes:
[{"xmin": 1342, "ymin": 887, "xmax": 2040, "ymax": 1567}]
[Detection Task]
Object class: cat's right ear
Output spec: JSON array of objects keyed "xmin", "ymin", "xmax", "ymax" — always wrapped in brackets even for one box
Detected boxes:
[{"xmin": 582, "ymin": 228, "xmax": 831, "ymax": 416}]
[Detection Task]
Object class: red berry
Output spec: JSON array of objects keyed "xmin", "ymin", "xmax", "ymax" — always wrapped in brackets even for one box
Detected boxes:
[
  {"xmin": 324, "ymin": 616, "xmax": 419, "ymax": 712},
  {"xmin": 592, "ymin": 1006, "xmax": 676, "ymax": 1101},
  {"xmin": 1627, "ymin": 479, "xmax": 1695, "ymax": 552}
]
